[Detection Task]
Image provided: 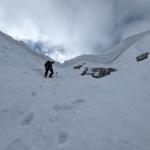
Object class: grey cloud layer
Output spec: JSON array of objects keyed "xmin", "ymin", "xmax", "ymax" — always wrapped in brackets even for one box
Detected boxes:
[{"xmin": 0, "ymin": 0, "xmax": 150, "ymax": 61}]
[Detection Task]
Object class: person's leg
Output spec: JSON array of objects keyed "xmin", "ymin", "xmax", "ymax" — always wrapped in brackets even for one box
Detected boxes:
[
  {"xmin": 45, "ymin": 68, "xmax": 49, "ymax": 77},
  {"xmin": 49, "ymin": 69, "xmax": 54, "ymax": 77}
]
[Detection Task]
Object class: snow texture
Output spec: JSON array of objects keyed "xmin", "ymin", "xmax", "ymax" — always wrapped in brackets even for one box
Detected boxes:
[{"xmin": 0, "ymin": 30, "xmax": 150, "ymax": 150}]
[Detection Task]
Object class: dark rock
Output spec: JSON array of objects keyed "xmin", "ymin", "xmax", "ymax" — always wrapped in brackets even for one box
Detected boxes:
[
  {"xmin": 73, "ymin": 65, "xmax": 82, "ymax": 69},
  {"xmin": 73, "ymin": 63, "xmax": 86, "ymax": 69},
  {"xmin": 136, "ymin": 52, "xmax": 149, "ymax": 62},
  {"xmin": 81, "ymin": 67, "xmax": 88, "ymax": 76},
  {"xmin": 82, "ymin": 67, "xmax": 117, "ymax": 78},
  {"xmin": 91, "ymin": 68, "xmax": 102, "ymax": 72},
  {"xmin": 109, "ymin": 68, "xmax": 117, "ymax": 72}
]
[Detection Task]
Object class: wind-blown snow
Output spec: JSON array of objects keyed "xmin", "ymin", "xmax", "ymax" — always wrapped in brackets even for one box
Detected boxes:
[{"xmin": 0, "ymin": 30, "xmax": 150, "ymax": 150}]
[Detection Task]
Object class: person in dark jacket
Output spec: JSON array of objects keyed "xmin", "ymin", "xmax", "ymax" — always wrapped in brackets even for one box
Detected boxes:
[{"xmin": 44, "ymin": 60, "xmax": 55, "ymax": 78}]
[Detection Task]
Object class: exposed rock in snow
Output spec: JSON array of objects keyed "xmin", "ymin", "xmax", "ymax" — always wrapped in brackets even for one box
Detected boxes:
[
  {"xmin": 81, "ymin": 67, "xmax": 117, "ymax": 78},
  {"xmin": 136, "ymin": 52, "xmax": 149, "ymax": 62},
  {"xmin": 73, "ymin": 63, "xmax": 86, "ymax": 69}
]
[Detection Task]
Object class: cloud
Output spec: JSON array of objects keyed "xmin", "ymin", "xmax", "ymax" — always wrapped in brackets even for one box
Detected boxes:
[{"xmin": 0, "ymin": 0, "xmax": 150, "ymax": 62}]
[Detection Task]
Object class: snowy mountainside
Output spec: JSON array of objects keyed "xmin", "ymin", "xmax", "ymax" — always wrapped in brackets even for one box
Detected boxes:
[
  {"xmin": 0, "ymin": 31, "xmax": 150, "ymax": 150},
  {"xmin": 0, "ymin": 31, "xmax": 48, "ymax": 68},
  {"xmin": 0, "ymin": 31, "xmax": 64, "ymax": 71},
  {"xmin": 62, "ymin": 30, "xmax": 150, "ymax": 66}
]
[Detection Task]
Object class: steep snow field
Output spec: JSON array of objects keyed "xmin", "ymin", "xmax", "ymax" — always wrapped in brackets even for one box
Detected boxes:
[{"xmin": 0, "ymin": 31, "xmax": 150, "ymax": 150}]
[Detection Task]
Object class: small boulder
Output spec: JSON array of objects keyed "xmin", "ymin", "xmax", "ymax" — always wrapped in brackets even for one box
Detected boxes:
[
  {"xmin": 73, "ymin": 65, "xmax": 82, "ymax": 69},
  {"xmin": 73, "ymin": 63, "xmax": 86, "ymax": 69},
  {"xmin": 136, "ymin": 52, "xmax": 149, "ymax": 62},
  {"xmin": 81, "ymin": 67, "xmax": 88, "ymax": 76},
  {"xmin": 81, "ymin": 67, "xmax": 117, "ymax": 78},
  {"xmin": 91, "ymin": 67, "xmax": 117, "ymax": 78}
]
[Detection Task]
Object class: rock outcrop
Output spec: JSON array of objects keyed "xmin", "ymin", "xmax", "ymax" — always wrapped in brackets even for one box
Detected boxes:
[
  {"xmin": 81, "ymin": 67, "xmax": 117, "ymax": 78},
  {"xmin": 73, "ymin": 63, "xmax": 86, "ymax": 69},
  {"xmin": 136, "ymin": 52, "xmax": 149, "ymax": 62},
  {"xmin": 81, "ymin": 67, "xmax": 89, "ymax": 76}
]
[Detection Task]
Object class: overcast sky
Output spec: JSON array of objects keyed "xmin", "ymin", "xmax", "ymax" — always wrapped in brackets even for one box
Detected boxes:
[{"xmin": 0, "ymin": 0, "xmax": 150, "ymax": 62}]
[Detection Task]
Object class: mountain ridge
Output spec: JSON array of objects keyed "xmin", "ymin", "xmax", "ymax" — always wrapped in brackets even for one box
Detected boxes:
[{"xmin": 1, "ymin": 30, "xmax": 150, "ymax": 67}]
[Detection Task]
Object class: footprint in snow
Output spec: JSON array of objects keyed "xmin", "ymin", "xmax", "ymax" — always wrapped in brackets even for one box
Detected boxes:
[
  {"xmin": 53, "ymin": 104, "xmax": 74, "ymax": 112},
  {"xmin": 1, "ymin": 108, "xmax": 9, "ymax": 113},
  {"xmin": 54, "ymin": 83, "xmax": 59, "ymax": 86},
  {"xmin": 71, "ymin": 98, "xmax": 86, "ymax": 105},
  {"xmin": 39, "ymin": 84, "xmax": 42, "ymax": 88},
  {"xmin": 31, "ymin": 91, "xmax": 37, "ymax": 96},
  {"xmin": 21, "ymin": 112, "xmax": 34, "ymax": 125},
  {"xmin": 53, "ymin": 98, "xmax": 85, "ymax": 113},
  {"xmin": 58, "ymin": 132, "xmax": 69, "ymax": 144},
  {"xmin": 22, "ymin": 71, "xmax": 30, "ymax": 76},
  {"xmin": 1, "ymin": 106, "xmax": 24, "ymax": 118},
  {"xmin": 53, "ymin": 91, "xmax": 57, "ymax": 95}
]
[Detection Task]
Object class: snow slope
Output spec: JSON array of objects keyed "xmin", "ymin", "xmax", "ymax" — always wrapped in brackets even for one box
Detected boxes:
[
  {"xmin": 0, "ymin": 31, "xmax": 150, "ymax": 150},
  {"xmin": 62, "ymin": 30, "xmax": 150, "ymax": 66}
]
